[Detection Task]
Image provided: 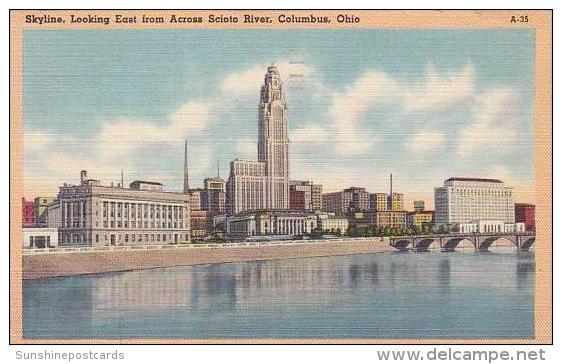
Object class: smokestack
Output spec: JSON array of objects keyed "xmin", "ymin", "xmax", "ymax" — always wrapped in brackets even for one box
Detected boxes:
[
  {"xmin": 183, "ymin": 140, "xmax": 190, "ymax": 194},
  {"xmin": 388, "ymin": 173, "xmax": 393, "ymax": 210}
]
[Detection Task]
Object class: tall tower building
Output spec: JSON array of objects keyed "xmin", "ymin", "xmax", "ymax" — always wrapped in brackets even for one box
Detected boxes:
[
  {"xmin": 227, "ymin": 65, "xmax": 291, "ymax": 215},
  {"xmin": 258, "ymin": 65, "xmax": 290, "ymax": 210}
]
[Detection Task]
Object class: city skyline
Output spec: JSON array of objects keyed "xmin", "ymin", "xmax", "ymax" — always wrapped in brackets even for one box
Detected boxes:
[{"xmin": 23, "ymin": 29, "xmax": 535, "ymax": 208}]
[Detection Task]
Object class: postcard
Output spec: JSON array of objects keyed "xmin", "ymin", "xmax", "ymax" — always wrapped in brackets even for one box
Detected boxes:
[{"xmin": 9, "ymin": 10, "xmax": 552, "ymax": 344}]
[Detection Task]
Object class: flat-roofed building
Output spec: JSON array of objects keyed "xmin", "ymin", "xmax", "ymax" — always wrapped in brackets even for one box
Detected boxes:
[
  {"xmin": 34, "ymin": 196, "xmax": 55, "ymax": 223},
  {"xmin": 370, "ymin": 193, "xmax": 387, "ymax": 211},
  {"xmin": 435, "ymin": 177, "xmax": 515, "ymax": 225},
  {"xmin": 226, "ymin": 160, "xmax": 267, "ymax": 215},
  {"xmin": 406, "ymin": 210, "xmax": 435, "ymax": 229},
  {"xmin": 53, "ymin": 170, "xmax": 190, "ymax": 247},
  {"xmin": 22, "ymin": 197, "xmax": 35, "ymax": 225},
  {"xmin": 515, "ymin": 203, "xmax": 535, "ymax": 231},
  {"xmin": 413, "ymin": 200, "xmax": 425, "ymax": 212},
  {"xmin": 323, "ymin": 187, "xmax": 370, "ymax": 215},
  {"xmin": 201, "ymin": 177, "xmax": 226, "ymax": 213},
  {"xmin": 311, "ymin": 184, "xmax": 323, "ymax": 211},
  {"xmin": 190, "ymin": 210, "xmax": 209, "ymax": 238},
  {"xmin": 317, "ymin": 214, "xmax": 348, "ymax": 233},
  {"xmin": 374, "ymin": 210, "xmax": 407, "ymax": 229},
  {"xmin": 22, "ymin": 227, "xmax": 58, "ymax": 249},
  {"xmin": 188, "ymin": 188, "xmax": 202, "ymax": 211}
]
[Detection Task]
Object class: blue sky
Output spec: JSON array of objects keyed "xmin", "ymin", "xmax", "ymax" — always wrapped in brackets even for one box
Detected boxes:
[{"xmin": 23, "ymin": 29, "xmax": 535, "ymax": 208}]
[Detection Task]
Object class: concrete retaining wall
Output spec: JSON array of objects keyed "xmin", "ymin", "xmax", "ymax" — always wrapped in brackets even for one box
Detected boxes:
[{"xmin": 22, "ymin": 239, "xmax": 392, "ymax": 280}]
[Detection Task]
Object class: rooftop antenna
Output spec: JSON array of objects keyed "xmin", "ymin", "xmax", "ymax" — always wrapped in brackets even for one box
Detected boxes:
[
  {"xmin": 217, "ymin": 160, "xmax": 220, "ymax": 179},
  {"xmin": 121, "ymin": 169, "xmax": 124, "ymax": 188}
]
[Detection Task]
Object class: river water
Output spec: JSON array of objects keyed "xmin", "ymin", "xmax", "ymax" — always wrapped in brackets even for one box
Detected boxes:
[{"xmin": 23, "ymin": 249, "xmax": 534, "ymax": 339}]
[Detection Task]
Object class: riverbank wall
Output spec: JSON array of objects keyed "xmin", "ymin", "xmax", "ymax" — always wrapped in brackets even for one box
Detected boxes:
[{"xmin": 22, "ymin": 239, "xmax": 393, "ymax": 280}]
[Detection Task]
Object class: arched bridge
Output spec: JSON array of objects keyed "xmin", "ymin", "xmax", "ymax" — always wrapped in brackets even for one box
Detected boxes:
[{"xmin": 390, "ymin": 232, "xmax": 535, "ymax": 252}]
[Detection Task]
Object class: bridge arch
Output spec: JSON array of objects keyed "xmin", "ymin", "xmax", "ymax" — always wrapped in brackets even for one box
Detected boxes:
[
  {"xmin": 441, "ymin": 237, "xmax": 475, "ymax": 252},
  {"xmin": 392, "ymin": 239, "xmax": 412, "ymax": 251},
  {"xmin": 519, "ymin": 237, "xmax": 535, "ymax": 251},
  {"xmin": 478, "ymin": 236, "xmax": 518, "ymax": 251},
  {"xmin": 414, "ymin": 238, "xmax": 440, "ymax": 251}
]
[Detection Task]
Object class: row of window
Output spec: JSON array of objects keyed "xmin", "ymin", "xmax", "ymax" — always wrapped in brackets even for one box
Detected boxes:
[
  {"xmin": 102, "ymin": 201, "xmax": 185, "ymax": 220},
  {"xmin": 100, "ymin": 220, "xmax": 184, "ymax": 229},
  {"xmin": 450, "ymin": 188, "xmax": 512, "ymax": 197},
  {"xmin": 94, "ymin": 233, "xmax": 189, "ymax": 244}
]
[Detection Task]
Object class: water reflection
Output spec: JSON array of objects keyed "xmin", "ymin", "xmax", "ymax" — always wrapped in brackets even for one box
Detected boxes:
[{"xmin": 23, "ymin": 251, "xmax": 535, "ymax": 339}]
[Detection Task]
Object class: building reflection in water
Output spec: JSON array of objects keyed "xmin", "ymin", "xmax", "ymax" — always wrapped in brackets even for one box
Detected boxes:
[
  {"xmin": 516, "ymin": 252, "xmax": 535, "ymax": 289},
  {"xmin": 23, "ymin": 251, "xmax": 536, "ymax": 339}
]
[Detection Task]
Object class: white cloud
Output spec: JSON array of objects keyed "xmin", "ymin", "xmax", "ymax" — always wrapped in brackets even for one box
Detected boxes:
[
  {"xmin": 328, "ymin": 70, "xmax": 400, "ymax": 155},
  {"xmin": 292, "ymin": 124, "xmax": 330, "ymax": 143},
  {"xmin": 325, "ymin": 64, "xmax": 475, "ymax": 156},
  {"xmin": 24, "ymin": 133, "xmax": 53, "ymax": 153},
  {"xmin": 456, "ymin": 88, "xmax": 519, "ymax": 155},
  {"xmin": 403, "ymin": 64, "xmax": 474, "ymax": 112},
  {"xmin": 406, "ymin": 131, "xmax": 446, "ymax": 153}
]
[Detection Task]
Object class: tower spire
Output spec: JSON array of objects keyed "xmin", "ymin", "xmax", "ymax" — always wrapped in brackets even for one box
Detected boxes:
[{"xmin": 183, "ymin": 140, "xmax": 189, "ymax": 194}]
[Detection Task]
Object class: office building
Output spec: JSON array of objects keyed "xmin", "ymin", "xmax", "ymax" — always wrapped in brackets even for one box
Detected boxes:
[
  {"xmin": 407, "ymin": 210, "xmax": 435, "ymax": 229},
  {"xmin": 413, "ymin": 200, "xmax": 425, "ymax": 212},
  {"xmin": 375, "ymin": 210, "xmax": 407, "ymax": 229},
  {"xmin": 201, "ymin": 177, "xmax": 226, "ymax": 213},
  {"xmin": 289, "ymin": 189, "xmax": 307, "ymax": 211},
  {"xmin": 515, "ymin": 203, "xmax": 535, "ymax": 231},
  {"xmin": 389, "ymin": 193, "xmax": 404, "ymax": 211},
  {"xmin": 227, "ymin": 65, "xmax": 290, "ymax": 214},
  {"xmin": 190, "ymin": 210, "xmax": 210, "ymax": 238},
  {"xmin": 434, "ymin": 177, "xmax": 515, "ymax": 225},
  {"xmin": 311, "ymin": 184, "xmax": 323, "ymax": 211},
  {"xmin": 323, "ymin": 187, "xmax": 370, "ymax": 215},
  {"xmin": 34, "ymin": 196, "xmax": 55, "ymax": 223},
  {"xmin": 370, "ymin": 193, "xmax": 387, "ymax": 211},
  {"xmin": 22, "ymin": 197, "xmax": 35, "ymax": 225},
  {"xmin": 227, "ymin": 160, "xmax": 267, "ymax": 214}
]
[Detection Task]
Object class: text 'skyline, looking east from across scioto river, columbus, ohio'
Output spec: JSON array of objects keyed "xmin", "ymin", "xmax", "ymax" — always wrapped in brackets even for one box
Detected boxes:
[{"xmin": 25, "ymin": 13, "xmax": 357, "ymax": 26}]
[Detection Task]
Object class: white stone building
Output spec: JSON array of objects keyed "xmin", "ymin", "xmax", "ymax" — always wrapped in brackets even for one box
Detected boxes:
[
  {"xmin": 22, "ymin": 227, "xmax": 58, "ymax": 249},
  {"xmin": 227, "ymin": 210, "xmax": 317, "ymax": 240},
  {"xmin": 317, "ymin": 214, "xmax": 349, "ymax": 233},
  {"xmin": 50, "ymin": 170, "xmax": 191, "ymax": 247},
  {"xmin": 435, "ymin": 177, "xmax": 515, "ymax": 225},
  {"xmin": 458, "ymin": 220, "xmax": 526, "ymax": 233}
]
